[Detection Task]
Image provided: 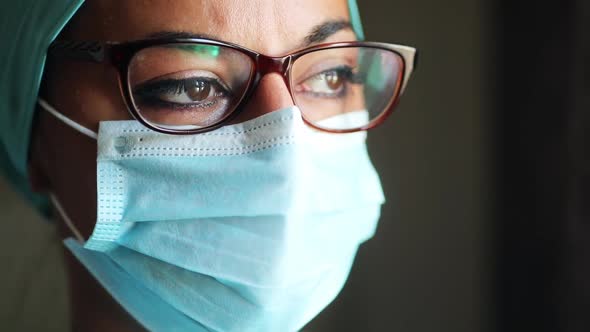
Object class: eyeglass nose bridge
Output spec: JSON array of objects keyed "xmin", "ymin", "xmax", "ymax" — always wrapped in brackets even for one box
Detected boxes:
[
  {"xmin": 254, "ymin": 54, "xmax": 293, "ymax": 81},
  {"xmin": 235, "ymin": 54, "xmax": 295, "ymax": 114}
]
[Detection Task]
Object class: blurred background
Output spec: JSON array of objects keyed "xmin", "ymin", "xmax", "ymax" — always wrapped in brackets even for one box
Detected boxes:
[{"xmin": 1, "ymin": 0, "xmax": 588, "ymax": 331}]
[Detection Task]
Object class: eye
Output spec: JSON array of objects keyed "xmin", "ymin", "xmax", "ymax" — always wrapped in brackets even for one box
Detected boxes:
[
  {"xmin": 296, "ymin": 66, "xmax": 358, "ymax": 98},
  {"xmin": 133, "ymin": 76, "xmax": 231, "ymax": 110},
  {"xmin": 323, "ymin": 70, "xmax": 344, "ymax": 90},
  {"xmin": 167, "ymin": 79, "xmax": 213, "ymax": 104},
  {"xmin": 189, "ymin": 80, "xmax": 210, "ymax": 101}
]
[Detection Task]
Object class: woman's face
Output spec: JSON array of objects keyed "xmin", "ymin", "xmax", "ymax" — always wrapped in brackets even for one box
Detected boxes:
[{"xmin": 31, "ymin": 0, "xmax": 355, "ymax": 237}]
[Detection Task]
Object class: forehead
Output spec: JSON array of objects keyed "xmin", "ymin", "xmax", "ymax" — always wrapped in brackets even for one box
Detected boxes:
[{"xmin": 61, "ymin": 0, "xmax": 352, "ymax": 55}]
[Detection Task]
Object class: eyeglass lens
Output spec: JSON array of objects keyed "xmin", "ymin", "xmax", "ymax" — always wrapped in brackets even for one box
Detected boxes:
[{"xmin": 127, "ymin": 43, "xmax": 403, "ymax": 131}]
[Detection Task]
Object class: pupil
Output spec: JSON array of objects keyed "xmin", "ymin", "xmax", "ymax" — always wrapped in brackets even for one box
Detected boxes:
[
  {"xmin": 186, "ymin": 81, "xmax": 210, "ymax": 101},
  {"xmin": 325, "ymin": 71, "xmax": 342, "ymax": 90}
]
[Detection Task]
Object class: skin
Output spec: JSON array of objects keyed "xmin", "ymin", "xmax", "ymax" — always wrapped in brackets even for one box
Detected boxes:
[{"xmin": 29, "ymin": 0, "xmax": 355, "ymax": 330}]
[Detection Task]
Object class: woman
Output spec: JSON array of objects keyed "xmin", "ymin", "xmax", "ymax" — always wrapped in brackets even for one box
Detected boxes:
[{"xmin": 1, "ymin": 0, "xmax": 416, "ymax": 331}]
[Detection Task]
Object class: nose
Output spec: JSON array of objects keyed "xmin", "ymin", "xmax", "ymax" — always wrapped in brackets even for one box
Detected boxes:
[{"xmin": 229, "ymin": 73, "xmax": 295, "ymax": 124}]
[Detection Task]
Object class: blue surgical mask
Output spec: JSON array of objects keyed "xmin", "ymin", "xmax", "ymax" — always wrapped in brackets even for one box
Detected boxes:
[{"xmin": 39, "ymin": 99, "xmax": 385, "ymax": 332}]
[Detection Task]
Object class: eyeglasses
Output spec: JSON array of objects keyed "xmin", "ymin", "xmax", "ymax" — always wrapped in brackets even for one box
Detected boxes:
[{"xmin": 48, "ymin": 38, "xmax": 417, "ymax": 135}]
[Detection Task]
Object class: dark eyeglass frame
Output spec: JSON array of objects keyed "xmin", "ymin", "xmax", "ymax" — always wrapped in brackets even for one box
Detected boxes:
[{"xmin": 48, "ymin": 38, "xmax": 418, "ymax": 135}]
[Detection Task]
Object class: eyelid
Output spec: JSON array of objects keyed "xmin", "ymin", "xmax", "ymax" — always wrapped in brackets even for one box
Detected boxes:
[
  {"xmin": 294, "ymin": 55, "xmax": 356, "ymax": 81},
  {"xmin": 133, "ymin": 77, "xmax": 230, "ymax": 110},
  {"xmin": 134, "ymin": 75, "xmax": 233, "ymax": 97},
  {"xmin": 297, "ymin": 65, "xmax": 356, "ymax": 86},
  {"xmin": 134, "ymin": 69, "xmax": 223, "ymax": 86}
]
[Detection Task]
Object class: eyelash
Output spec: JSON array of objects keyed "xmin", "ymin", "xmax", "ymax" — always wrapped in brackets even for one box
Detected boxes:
[
  {"xmin": 302, "ymin": 66, "xmax": 364, "ymax": 98},
  {"xmin": 131, "ymin": 64, "xmax": 363, "ymax": 111},
  {"xmin": 133, "ymin": 77, "xmax": 232, "ymax": 110}
]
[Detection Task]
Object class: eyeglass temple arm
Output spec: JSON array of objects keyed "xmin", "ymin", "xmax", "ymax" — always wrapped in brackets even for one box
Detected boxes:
[
  {"xmin": 395, "ymin": 45, "xmax": 418, "ymax": 94},
  {"xmin": 47, "ymin": 40, "xmax": 107, "ymax": 63}
]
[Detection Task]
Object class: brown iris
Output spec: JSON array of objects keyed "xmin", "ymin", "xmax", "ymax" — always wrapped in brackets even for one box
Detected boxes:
[
  {"xmin": 186, "ymin": 80, "xmax": 211, "ymax": 101},
  {"xmin": 324, "ymin": 71, "xmax": 344, "ymax": 90}
]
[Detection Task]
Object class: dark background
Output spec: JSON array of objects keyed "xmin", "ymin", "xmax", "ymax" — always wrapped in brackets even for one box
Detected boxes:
[
  {"xmin": 311, "ymin": 0, "xmax": 589, "ymax": 331},
  {"xmin": 311, "ymin": 0, "xmax": 492, "ymax": 330},
  {"xmin": 1, "ymin": 0, "xmax": 588, "ymax": 331}
]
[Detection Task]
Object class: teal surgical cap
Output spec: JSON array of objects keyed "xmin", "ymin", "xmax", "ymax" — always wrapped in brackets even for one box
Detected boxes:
[
  {"xmin": 0, "ymin": 0, "xmax": 85, "ymax": 215},
  {"xmin": 0, "ymin": 0, "xmax": 364, "ymax": 217}
]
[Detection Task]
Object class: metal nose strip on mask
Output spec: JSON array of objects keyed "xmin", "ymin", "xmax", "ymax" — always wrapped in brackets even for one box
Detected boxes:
[{"xmin": 37, "ymin": 98, "xmax": 98, "ymax": 140}]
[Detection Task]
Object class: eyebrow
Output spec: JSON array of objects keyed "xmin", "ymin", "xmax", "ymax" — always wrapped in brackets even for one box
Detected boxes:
[
  {"xmin": 304, "ymin": 20, "xmax": 352, "ymax": 46},
  {"xmin": 145, "ymin": 19, "xmax": 353, "ymax": 49}
]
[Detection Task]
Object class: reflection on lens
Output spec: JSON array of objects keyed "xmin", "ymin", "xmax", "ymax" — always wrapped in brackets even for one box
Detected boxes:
[
  {"xmin": 314, "ymin": 110, "xmax": 370, "ymax": 130},
  {"xmin": 291, "ymin": 46, "xmax": 403, "ymax": 131},
  {"xmin": 128, "ymin": 43, "xmax": 254, "ymax": 130}
]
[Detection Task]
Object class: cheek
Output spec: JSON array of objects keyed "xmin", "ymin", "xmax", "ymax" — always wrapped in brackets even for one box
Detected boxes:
[
  {"xmin": 44, "ymin": 60, "xmax": 132, "ymax": 133},
  {"xmin": 37, "ymin": 109, "xmax": 98, "ymax": 238},
  {"xmin": 40, "ymin": 61, "xmax": 130, "ymax": 237}
]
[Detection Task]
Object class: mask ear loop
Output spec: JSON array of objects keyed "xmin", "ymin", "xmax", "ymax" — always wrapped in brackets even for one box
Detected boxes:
[
  {"xmin": 38, "ymin": 98, "xmax": 98, "ymax": 140},
  {"xmin": 49, "ymin": 194, "xmax": 85, "ymax": 244},
  {"xmin": 38, "ymin": 98, "xmax": 91, "ymax": 243}
]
